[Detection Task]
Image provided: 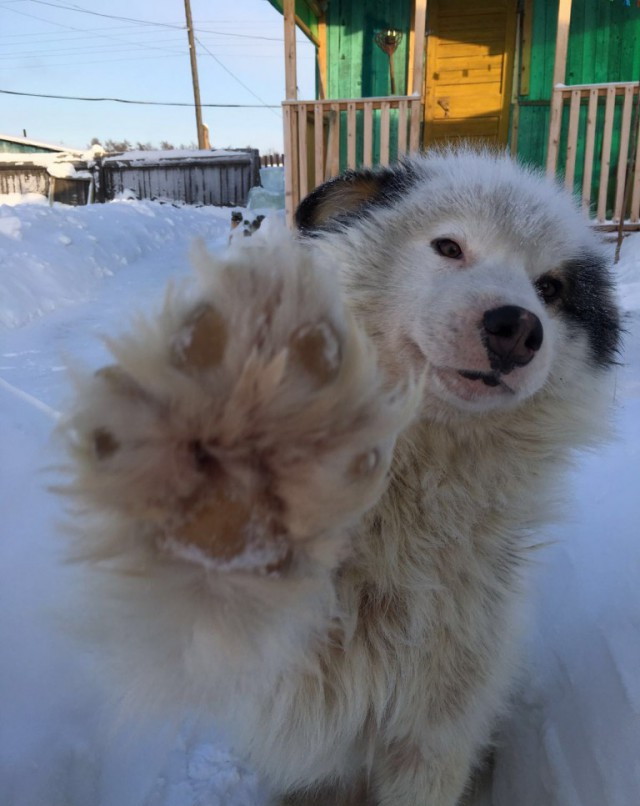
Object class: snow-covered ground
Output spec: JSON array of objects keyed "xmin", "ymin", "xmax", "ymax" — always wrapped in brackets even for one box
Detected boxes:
[{"xmin": 0, "ymin": 197, "xmax": 638, "ymax": 806}]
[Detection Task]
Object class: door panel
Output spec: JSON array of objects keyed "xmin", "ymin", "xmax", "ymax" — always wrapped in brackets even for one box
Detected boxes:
[{"xmin": 424, "ymin": 0, "xmax": 517, "ymax": 147}]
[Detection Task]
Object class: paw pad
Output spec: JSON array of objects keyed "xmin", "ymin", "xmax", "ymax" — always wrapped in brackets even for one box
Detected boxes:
[
  {"xmin": 349, "ymin": 449, "xmax": 380, "ymax": 479},
  {"xmin": 93, "ymin": 428, "xmax": 119, "ymax": 459},
  {"xmin": 172, "ymin": 304, "xmax": 227, "ymax": 371},
  {"xmin": 96, "ymin": 365, "xmax": 145, "ymax": 399},
  {"xmin": 289, "ymin": 321, "xmax": 341, "ymax": 386},
  {"xmin": 173, "ymin": 490, "xmax": 252, "ymax": 560}
]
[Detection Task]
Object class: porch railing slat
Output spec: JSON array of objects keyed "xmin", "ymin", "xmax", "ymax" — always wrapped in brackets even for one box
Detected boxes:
[
  {"xmin": 546, "ymin": 90, "xmax": 564, "ymax": 175},
  {"xmin": 380, "ymin": 102, "xmax": 391, "ymax": 166},
  {"xmin": 630, "ymin": 114, "xmax": 640, "ymax": 223},
  {"xmin": 613, "ymin": 84, "xmax": 635, "ymax": 222},
  {"xmin": 347, "ymin": 101, "xmax": 357, "ymax": 169},
  {"xmin": 297, "ymin": 103, "xmax": 308, "ymax": 200},
  {"xmin": 581, "ymin": 87, "xmax": 599, "ymax": 212},
  {"xmin": 564, "ymin": 89, "xmax": 581, "ymax": 190},
  {"xmin": 397, "ymin": 99, "xmax": 408, "ymax": 156},
  {"xmin": 363, "ymin": 101, "xmax": 373, "ymax": 169},
  {"xmin": 314, "ymin": 103, "xmax": 324, "ymax": 187},
  {"xmin": 597, "ymin": 86, "xmax": 617, "ymax": 223},
  {"xmin": 327, "ymin": 103, "xmax": 341, "ymax": 180},
  {"xmin": 409, "ymin": 99, "xmax": 421, "ymax": 152},
  {"xmin": 283, "ymin": 104, "xmax": 296, "ymax": 226}
]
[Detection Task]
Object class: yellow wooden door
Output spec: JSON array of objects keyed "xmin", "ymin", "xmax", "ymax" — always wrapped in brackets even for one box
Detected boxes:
[{"xmin": 423, "ymin": 0, "xmax": 517, "ymax": 147}]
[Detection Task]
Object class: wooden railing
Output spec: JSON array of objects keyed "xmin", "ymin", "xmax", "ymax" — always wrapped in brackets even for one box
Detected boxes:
[
  {"xmin": 283, "ymin": 95, "xmax": 423, "ymax": 224},
  {"xmin": 547, "ymin": 81, "xmax": 640, "ymax": 226}
]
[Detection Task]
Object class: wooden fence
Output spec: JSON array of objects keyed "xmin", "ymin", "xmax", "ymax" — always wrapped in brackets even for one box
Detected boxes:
[
  {"xmin": 0, "ymin": 164, "xmax": 90, "ymax": 205},
  {"xmin": 98, "ymin": 149, "xmax": 261, "ymax": 206},
  {"xmin": 282, "ymin": 95, "xmax": 423, "ymax": 223},
  {"xmin": 0, "ymin": 150, "xmax": 261, "ymax": 208},
  {"xmin": 546, "ymin": 81, "xmax": 640, "ymax": 226},
  {"xmin": 261, "ymin": 153, "xmax": 285, "ymax": 168}
]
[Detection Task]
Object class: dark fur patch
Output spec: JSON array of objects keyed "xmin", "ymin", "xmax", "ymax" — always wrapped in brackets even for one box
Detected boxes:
[
  {"xmin": 295, "ymin": 162, "xmax": 418, "ymax": 234},
  {"xmin": 559, "ymin": 253, "xmax": 622, "ymax": 367}
]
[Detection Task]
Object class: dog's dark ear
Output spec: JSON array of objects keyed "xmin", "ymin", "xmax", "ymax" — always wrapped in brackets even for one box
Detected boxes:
[{"xmin": 295, "ymin": 165, "xmax": 411, "ymax": 233}]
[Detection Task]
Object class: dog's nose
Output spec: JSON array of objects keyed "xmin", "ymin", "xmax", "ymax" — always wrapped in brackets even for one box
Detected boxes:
[{"xmin": 482, "ymin": 305, "xmax": 543, "ymax": 373}]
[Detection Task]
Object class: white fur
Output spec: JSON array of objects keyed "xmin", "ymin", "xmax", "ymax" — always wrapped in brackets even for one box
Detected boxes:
[{"xmin": 60, "ymin": 152, "xmax": 618, "ymax": 806}]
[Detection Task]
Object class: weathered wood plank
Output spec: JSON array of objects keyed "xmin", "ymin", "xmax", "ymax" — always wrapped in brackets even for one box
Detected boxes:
[
  {"xmin": 363, "ymin": 102, "xmax": 373, "ymax": 168},
  {"xmin": 564, "ymin": 89, "xmax": 582, "ymax": 190},
  {"xmin": 412, "ymin": 0, "xmax": 428, "ymax": 96},
  {"xmin": 347, "ymin": 101, "xmax": 357, "ymax": 169},
  {"xmin": 297, "ymin": 103, "xmax": 308, "ymax": 200},
  {"xmin": 327, "ymin": 103, "xmax": 340, "ymax": 179},
  {"xmin": 630, "ymin": 112, "xmax": 640, "ymax": 223},
  {"xmin": 613, "ymin": 84, "xmax": 634, "ymax": 221},
  {"xmin": 380, "ymin": 102, "xmax": 391, "ymax": 166},
  {"xmin": 597, "ymin": 86, "xmax": 617, "ymax": 222},
  {"xmin": 314, "ymin": 103, "xmax": 324, "ymax": 187},
  {"xmin": 581, "ymin": 87, "xmax": 599, "ymax": 211},
  {"xmin": 397, "ymin": 99, "xmax": 408, "ymax": 155}
]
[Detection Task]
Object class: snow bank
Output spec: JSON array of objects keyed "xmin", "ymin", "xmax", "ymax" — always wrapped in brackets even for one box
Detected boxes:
[
  {"xmin": 247, "ymin": 167, "xmax": 285, "ymax": 210},
  {"xmin": 0, "ymin": 199, "xmax": 230, "ymax": 328},
  {"xmin": 615, "ymin": 235, "xmax": 640, "ymax": 312}
]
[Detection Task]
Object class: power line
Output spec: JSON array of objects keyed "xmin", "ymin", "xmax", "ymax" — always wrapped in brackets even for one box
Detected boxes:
[
  {"xmin": 5, "ymin": 2, "xmax": 284, "ymax": 117},
  {"xmin": 25, "ymin": 0, "xmax": 184, "ymax": 29},
  {"xmin": 3, "ymin": 4, "xmax": 189, "ymax": 58},
  {"xmin": 196, "ymin": 28, "xmax": 282, "ymax": 42},
  {"xmin": 0, "ymin": 88, "xmax": 281, "ymax": 108},
  {"xmin": 194, "ymin": 36, "xmax": 280, "ymax": 118}
]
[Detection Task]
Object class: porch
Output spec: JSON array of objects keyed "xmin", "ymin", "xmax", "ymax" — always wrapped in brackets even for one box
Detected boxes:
[
  {"xmin": 282, "ymin": 95, "xmax": 423, "ymax": 216},
  {"xmin": 277, "ymin": 0, "xmax": 640, "ymax": 230}
]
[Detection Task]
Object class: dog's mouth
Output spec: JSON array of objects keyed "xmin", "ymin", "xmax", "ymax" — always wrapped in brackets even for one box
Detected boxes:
[
  {"xmin": 457, "ymin": 369, "xmax": 510, "ymax": 389},
  {"xmin": 432, "ymin": 366, "xmax": 517, "ymax": 403}
]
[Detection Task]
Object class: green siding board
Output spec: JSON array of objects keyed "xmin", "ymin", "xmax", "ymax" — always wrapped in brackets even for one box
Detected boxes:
[
  {"xmin": 326, "ymin": 0, "xmax": 411, "ymax": 170},
  {"xmin": 517, "ymin": 0, "xmax": 640, "ymax": 214},
  {"xmin": 268, "ymin": 0, "xmax": 638, "ymax": 212}
]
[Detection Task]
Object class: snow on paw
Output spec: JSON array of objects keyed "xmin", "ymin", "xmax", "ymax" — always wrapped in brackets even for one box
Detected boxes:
[{"xmin": 61, "ymin": 235, "xmax": 418, "ymax": 575}]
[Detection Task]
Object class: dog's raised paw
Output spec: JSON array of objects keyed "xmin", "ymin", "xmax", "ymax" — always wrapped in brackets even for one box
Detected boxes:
[{"xmin": 62, "ymin": 238, "xmax": 417, "ymax": 574}]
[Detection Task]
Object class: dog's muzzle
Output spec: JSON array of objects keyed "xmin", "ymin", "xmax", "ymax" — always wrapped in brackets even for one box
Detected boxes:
[{"xmin": 481, "ymin": 305, "xmax": 543, "ymax": 375}]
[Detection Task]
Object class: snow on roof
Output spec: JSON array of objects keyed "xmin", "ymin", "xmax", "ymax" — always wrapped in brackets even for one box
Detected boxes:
[
  {"xmin": 0, "ymin": 144, "xmax": 104, "ymax": 178},
  {"xmin": 0, "ymin": 133, "xmax": 78, "ymax": 152},
  {"xmin": 102, "ymin": 148, "xmax": 253, "ymax": 165}
]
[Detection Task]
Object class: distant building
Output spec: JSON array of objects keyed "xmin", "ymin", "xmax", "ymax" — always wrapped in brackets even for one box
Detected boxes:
[{"xmin": 0, "ymin": 133, "xmax": 70, "ymax": 155}]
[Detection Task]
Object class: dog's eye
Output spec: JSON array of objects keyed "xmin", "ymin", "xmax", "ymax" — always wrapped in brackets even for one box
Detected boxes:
[
  {"xmin": 536, "ymin": 276, "xmax": 563, "ymax": 303},
  {"xmin": 432, "ymin": 238, "xmax": 463, "ymax": 260}
]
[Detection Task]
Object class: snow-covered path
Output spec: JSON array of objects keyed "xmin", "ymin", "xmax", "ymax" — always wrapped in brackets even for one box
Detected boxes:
[{"xmin": 1, "ymin": 199, "xmax": 639, "ymax": 806}]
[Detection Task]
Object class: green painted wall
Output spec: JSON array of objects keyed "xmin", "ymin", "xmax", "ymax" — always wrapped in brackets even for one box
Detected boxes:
[
  {"xmin": 325, "ymin": 0, "xmax": 411, "ymax": 98},
  {"xmin": 325, "ymin": 0, "xmax": 412, "ymax": 168},
  {"xmin": 516, "ymin": 0, "xmax": 640, "ymax": 216},
  {"xmin": 0, "ymin": 139, "xmax": 60, "ymax": 154}
]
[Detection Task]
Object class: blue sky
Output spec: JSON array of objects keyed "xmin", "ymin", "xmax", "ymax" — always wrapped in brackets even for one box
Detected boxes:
[{"xmin": 0, "ymin": 0, "xmax": 315, "ymax": 152}]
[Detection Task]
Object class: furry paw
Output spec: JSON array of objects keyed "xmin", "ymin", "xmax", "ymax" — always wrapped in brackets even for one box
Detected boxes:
[{"xmin": 62, "ymin": 235, "xmax": 417, "ymax": 575}]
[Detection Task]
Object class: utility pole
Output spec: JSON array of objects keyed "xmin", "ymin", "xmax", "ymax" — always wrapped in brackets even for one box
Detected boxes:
[{"xmin": 184, "ymin": 0, "xmax": 206, "ymax": 149}]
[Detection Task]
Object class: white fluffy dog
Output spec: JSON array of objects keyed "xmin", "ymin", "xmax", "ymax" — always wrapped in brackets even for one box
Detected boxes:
[{"xmin": 61, "ymin": 150, "xmax": 621, "ymax": 806}]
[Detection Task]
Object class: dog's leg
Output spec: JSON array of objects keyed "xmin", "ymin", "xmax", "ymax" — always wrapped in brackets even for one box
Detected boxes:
[
  {"xmin": 372, "ymin": 736, "xmax": 476, "ymax": 806},
  {"xmin": 60, "ymin": 236, "xmax": 417, "ymax": 717}
]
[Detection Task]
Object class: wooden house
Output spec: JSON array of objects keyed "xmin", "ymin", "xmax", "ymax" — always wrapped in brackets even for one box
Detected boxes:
[
  {"xmin": 268, "ymin": 0, "xmax": 640, "ymax": 229},
  {"xmin": 0, "ymin": 133, "xmax": 70, "ymax": 155}
]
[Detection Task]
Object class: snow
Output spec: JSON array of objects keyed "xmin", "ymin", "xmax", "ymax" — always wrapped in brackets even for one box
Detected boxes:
[
  {"xmin": 247, "ymin": 167, "xmax": 285, "ymax": 210},
  {"xmin": 0, "ymin": 196, "xmax": 638, "ymax": 806},
  {"xmin": 102, "ymin": 149, "xmax": 250, "ymax": 165}
]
